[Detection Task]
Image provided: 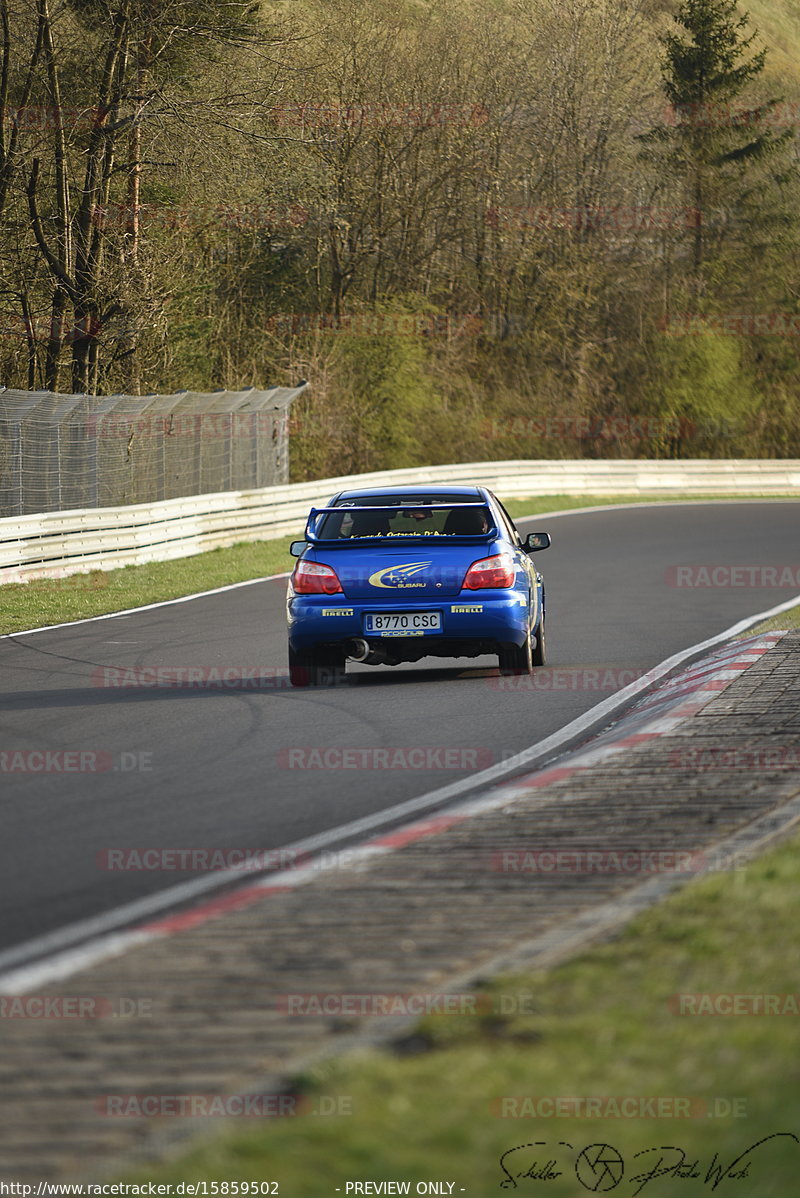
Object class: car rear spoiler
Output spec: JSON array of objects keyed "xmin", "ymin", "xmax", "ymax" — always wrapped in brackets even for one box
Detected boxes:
[{"xmin": 303, "ymin": 503, "xmax": 498, "ymax": 545}]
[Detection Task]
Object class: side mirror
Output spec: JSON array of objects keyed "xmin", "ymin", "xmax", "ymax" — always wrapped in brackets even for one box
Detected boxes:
[
  {"xmin": 289, "ymin": 540, "xmax": 307, "ymax": 557},
  {"xmin": 524, "ymin": 532, "xmax": 551, "ymax": 553}
]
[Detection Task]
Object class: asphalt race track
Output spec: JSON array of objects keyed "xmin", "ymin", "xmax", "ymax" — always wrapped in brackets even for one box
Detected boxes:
[{"xmin": 1, "ymin": 501, "xmax": 798, "ymax": 958}]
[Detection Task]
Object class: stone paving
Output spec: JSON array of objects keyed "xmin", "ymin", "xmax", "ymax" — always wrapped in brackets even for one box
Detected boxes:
[{"xmin": 1, "ymin": 632, "xmax": 799, "ymax": 1180}]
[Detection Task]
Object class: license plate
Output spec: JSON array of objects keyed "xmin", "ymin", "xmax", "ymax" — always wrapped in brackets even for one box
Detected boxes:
[{"xmin": 364, "ymin": 611, "xmax": 442, "ymax": 635}]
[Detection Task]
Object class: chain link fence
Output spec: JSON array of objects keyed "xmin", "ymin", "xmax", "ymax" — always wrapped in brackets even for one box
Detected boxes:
[{"xmin": 0, "ymin": 384, "xmax": 307, "ymax": 516}]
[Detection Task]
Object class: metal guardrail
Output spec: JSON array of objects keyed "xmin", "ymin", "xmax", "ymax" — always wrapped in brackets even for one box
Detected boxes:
[{"xmin": 1, "ymin": 459, "xmax": 799, "ymax": 583}]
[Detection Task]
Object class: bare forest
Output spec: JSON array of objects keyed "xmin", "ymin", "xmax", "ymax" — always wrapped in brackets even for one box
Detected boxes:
[{"xmin": 1, "ymin": 0, "xmax": 799, "ymax": 477}]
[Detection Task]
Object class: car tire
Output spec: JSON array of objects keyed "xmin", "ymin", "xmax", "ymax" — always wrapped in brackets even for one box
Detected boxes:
[
  {"xmin": 289, "ymin": 645, "xmax": 347, "ymax": 688},
  {"xmin": 498, "ymin": 630, "xmax": 533, "ymax": 676},
  {"xmin": 532, "ymin": 614, "xmax": 546, "ymax": 667}
]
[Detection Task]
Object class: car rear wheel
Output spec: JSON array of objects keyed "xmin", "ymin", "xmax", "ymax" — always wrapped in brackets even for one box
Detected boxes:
[
  {"xmin": 289, "ymin": 645, "xmax": 347, "ymax": 688},
  {"xmin": 532, "ymin": 614, "xmax": 546, "ymax": 667},
  {"xmin": 498, "ymin": 630, "xmax": 533, "ymax": 676}
]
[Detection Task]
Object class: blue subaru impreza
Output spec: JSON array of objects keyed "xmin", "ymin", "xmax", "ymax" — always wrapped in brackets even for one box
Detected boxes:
[{"xmin": 287, "ymin": 484, "xmax": 550, "ymax": 686}]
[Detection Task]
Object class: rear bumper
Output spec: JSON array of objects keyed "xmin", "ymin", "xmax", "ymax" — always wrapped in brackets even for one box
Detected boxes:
[{"xmin": 288, "ymin": 587, "xmax": 540, "ymax": 656}]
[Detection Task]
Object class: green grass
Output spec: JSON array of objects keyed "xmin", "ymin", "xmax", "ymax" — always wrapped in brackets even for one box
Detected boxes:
[
  {"xmin": 501, "ymin": 492, "xmax": 800, "ymax": 520},
  {"xmin": 123, "ymin": 829, "xmax": 800, "ymax": 1196},
  {"xmin": 2, "ymin": 493, "xmax": 797, "ymax": 635},
  {"xmin": 0, "ymin": 539, "xmax": 295, "ymax": 635},
  {"xmin": 741, "ymin": 604, "xmax": 800, "ymax": 635}
]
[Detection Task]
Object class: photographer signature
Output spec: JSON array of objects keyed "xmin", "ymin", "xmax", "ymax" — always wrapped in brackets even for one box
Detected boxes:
[{"xmin": 498, "ymin": 1132, "xmax": 799, "ymax": 1192}]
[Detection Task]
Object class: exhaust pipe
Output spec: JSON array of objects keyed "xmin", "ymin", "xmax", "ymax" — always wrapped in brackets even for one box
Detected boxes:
[
  {"xmin": 345, "ymin": 638, "xmax": 371, "ymax": 662},
  {"xmin": 344, "ymin": 638, "xmax": 398, "ymax": 666}
]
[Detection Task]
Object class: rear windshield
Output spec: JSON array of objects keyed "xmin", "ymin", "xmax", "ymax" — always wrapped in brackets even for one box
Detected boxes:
[{"xmin": 313, "ymin": 496, "xmax": 495, "ymax": 540}]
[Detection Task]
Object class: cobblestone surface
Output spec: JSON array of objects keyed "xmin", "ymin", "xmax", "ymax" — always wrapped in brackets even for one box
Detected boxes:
[{"xmin": 1, "ymin": 632, "xmax": 799, "ymax": 1179}]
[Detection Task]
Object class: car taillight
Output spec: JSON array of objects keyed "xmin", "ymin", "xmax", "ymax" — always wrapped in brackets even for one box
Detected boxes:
[
  {"xmin": 292, "ymin": 559, "xmax": 343, "ymax": 595},
  {"xmin": 462, "ymin": 553, "xmax": 516, "ymax": 590}
]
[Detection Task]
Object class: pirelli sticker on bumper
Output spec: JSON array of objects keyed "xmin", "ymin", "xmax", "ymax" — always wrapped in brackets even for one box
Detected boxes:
[
  {"xmin": 451, "ymin": 604, "xmax": 483, "ymax": 613},
  {"xmin": 321, "ymin": 608, "xmax": 354, "ymax": 616}
]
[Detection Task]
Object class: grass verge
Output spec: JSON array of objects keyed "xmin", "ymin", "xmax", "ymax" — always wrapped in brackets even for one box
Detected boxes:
[
  {"xmin": 3, "ymin": 493, "xmax": 797, "ymax": 635},
  {"xmin": 0, "ymin": 538, "xmax": 295, "ymax": 635},
  {"xmin": 501, "ymin": 491, "xmax": 800, "ymax": 520},
  {"xmin": 741, "ymin": 605, "xmax": 800, "ymax": 636},
  {"xmin": 122, "ymin": 827, "xmax": 800, "ymax": 1196}
]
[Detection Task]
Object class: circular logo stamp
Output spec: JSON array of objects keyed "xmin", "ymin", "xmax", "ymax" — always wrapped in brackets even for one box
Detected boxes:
[{"xmin": 575, "ymin": 1143, "xmax": 625, "ymax": 1191}]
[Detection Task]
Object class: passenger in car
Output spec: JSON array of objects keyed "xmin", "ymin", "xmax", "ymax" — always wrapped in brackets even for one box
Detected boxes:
[
  {"xmin": 442, "ymin": 508, "xmax": 490, "ymax": 535},
  {"xmin": 350, "ymin": 511, "xmax": 391, "ymax": 537}
]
